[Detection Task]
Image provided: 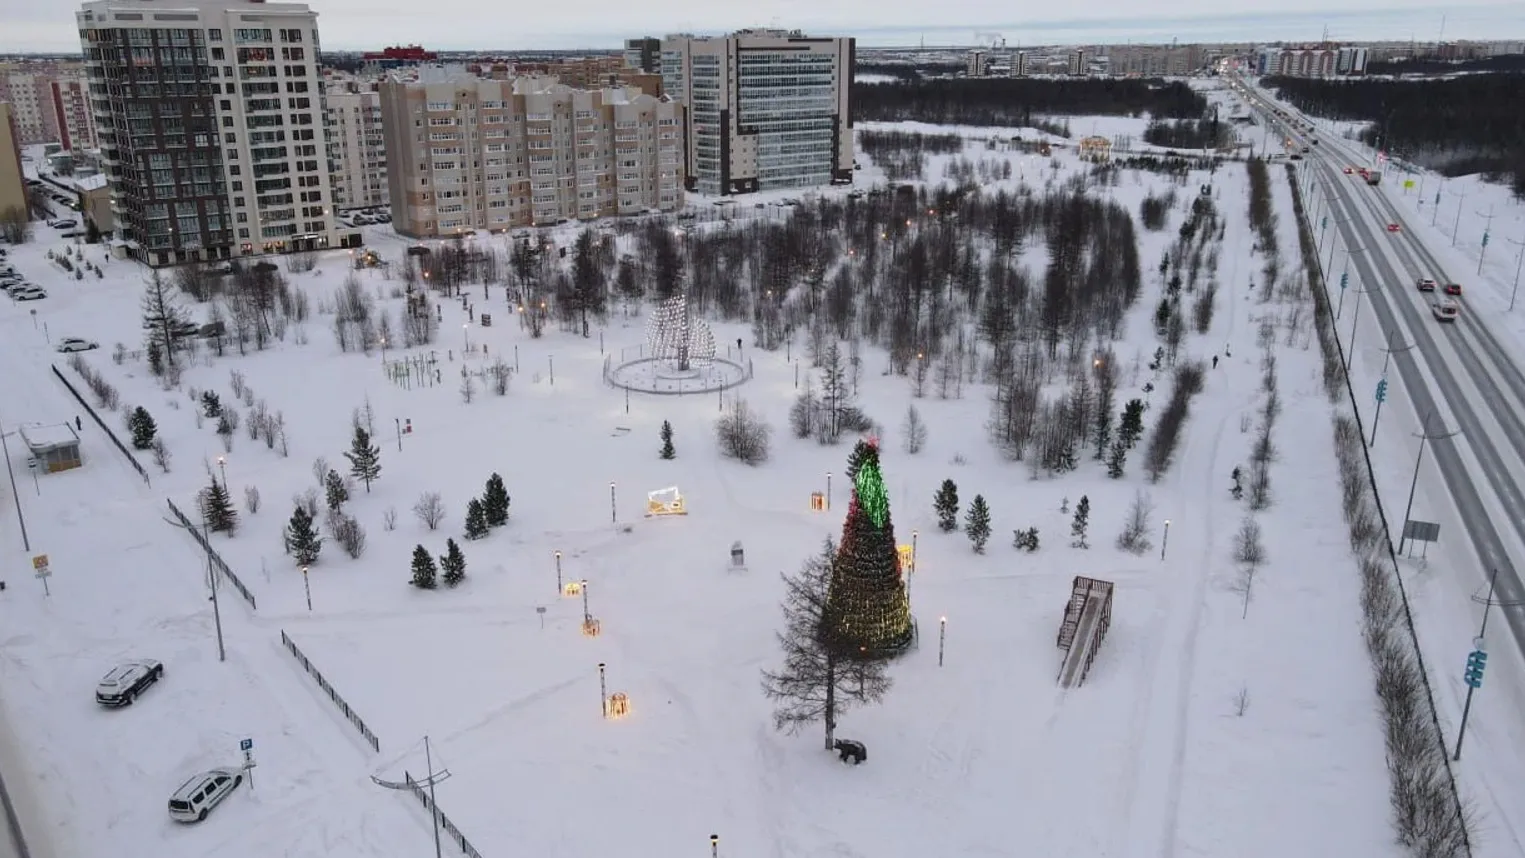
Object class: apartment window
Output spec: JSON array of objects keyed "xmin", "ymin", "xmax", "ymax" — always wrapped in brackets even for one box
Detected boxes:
[
  {"xmin": 281, "ymin": 47, "xmax": 305, "ymax": 61},
  {"xmin": 211, "ymin": 47, "xmax": 224, "ymax": 60},
  {"xmin": 208, "ymin": 28, "xmax": 223, "ymax": 41},
  {"xmin": 279, "ymin": 28, "xmax": 303, "ymax": 43},
  {"xmin": 426, "ymin": 101, "xmax": 454, "ymax": 112}
]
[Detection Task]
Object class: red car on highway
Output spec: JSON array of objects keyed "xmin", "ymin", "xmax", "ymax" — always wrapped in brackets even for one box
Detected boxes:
[
  {"xmin": 1444, "ymin": 283, "xmax": 1463, "ymax": 296},
  {"xmin": 1387, "ymin": 223, "xmax": 1401, "ymax": 232}
]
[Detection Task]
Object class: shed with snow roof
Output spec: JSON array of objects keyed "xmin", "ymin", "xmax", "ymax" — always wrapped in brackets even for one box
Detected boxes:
[{"xmin": 18, "ymin": 424, "xmax": 81, "ymax": 473}]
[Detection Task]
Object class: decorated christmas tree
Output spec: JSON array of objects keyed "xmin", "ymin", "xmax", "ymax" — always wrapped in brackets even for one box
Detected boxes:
[{"xmin": 823, "ymin": 438, "xmax": 914, "ymax": 657}]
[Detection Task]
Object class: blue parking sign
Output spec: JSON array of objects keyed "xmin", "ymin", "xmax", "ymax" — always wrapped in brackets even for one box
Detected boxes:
[{"xmin": 240, "ymin": 738, "xmax": 253, "ymax": 751}]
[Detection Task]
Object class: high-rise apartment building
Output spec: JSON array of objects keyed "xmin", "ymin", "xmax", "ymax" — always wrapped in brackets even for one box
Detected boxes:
[
  {"xmin": 0, "ymin": 66, "xmax": 64, "ymax": 145},
  {"xmin": 78, "ymin": 0, "xmax": 344, "ymax": 266},
  {"xmin": 325, "ymin": 88, "xmax": 387, "ymax": 210},
  {"xmin": 658, "ymin": 29, "xmax": 853, "ymax": 196},
  {"xmin": 379, "ymin": 66, "xmax": 684, "ymax": 239},
  {"xmin": 624, "ymin": 37, "xmax": 661, "ymax": 74},
  {"xmin": 0, "ymin": 103, "xmax": 28, "ymax": 219},
  {"xmin": 51, "ymin": 74, "xmax": 100, "ymax": 150}
]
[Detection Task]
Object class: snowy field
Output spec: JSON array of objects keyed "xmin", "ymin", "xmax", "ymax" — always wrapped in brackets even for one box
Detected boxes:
[{"xmin": 0, "ymin": 120, "xmax": 1404, "ymax": 857}]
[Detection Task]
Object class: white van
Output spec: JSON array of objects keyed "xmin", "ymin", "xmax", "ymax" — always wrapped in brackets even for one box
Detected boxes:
[{"xmin": 167, "ymin": 768, "xmax": 243, "ymax": 822}]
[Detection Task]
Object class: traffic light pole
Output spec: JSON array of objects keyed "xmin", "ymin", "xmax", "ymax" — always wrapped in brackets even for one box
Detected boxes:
[
  {"xmin": 1453, "ymin": 568, "xmax": 1499, "ymax": 761},
  {"xmin": 1371, "ymin": 334, "xmax": 1413, "ymax": 447}
]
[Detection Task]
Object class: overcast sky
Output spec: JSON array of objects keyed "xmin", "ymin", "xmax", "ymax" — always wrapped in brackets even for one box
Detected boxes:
[{"xmin": 0, "ymin": 0, "xmax": 1518, "ymax": 53}]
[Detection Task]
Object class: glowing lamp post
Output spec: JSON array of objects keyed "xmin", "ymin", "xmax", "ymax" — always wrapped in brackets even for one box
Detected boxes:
[
  {"xmin": 826, "ymin": 472, "xmax": 832, "ymax": 510},
  {"xmin": 599, "ymin": 662, "xmax": 608, "ymax": 717},
  {"xmin": 938, "ymin": 616, "xmax": 947, "ymax": 667},
  {"xmin": 1161, "ymin": 519, "xmax": 1171, "ymax": 560},
  {"xmin": 911, "ymin": 530, "xmax": 919, "ymax": 574},
  {"xmin": 711, "ymin": 835, "xmax": 719, "ymax": 858},
  {"xmin": 463, "ymin": 323, "xmax": 469, "ymax": 353},
  {"xmin": 302, "ymin": 565, "xmax": 312, "ymax": 612},
  {"xmin": 217, "ymin": 455, "xmax": 227, "ymax": 488},
  {"xmin": 554, "ymin": 550, "xmax": 563, "ymax": 593},
  {"xmin": 581, "ymin": 579, "xmax": 590, "ymax": 622}
]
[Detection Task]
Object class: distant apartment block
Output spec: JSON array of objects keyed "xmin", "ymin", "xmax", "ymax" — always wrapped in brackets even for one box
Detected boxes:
[
  {"xmin": 658, "ymin": 28, "xmax": 854, "ymax": 196},
  {"xmin": 362, "ymin": 44, "xmax": 438, "ymax": 68},
  {"xmin": 0, "ymin": 65, "xmax": 64, "ymax": 145},
  {"xmin": 624, "ymin": 37, "xmax": 661, "ymax": 73},
  {"xmin": 967, "ymin": 49, "xmax": 990, "ymax": 77},
  {"xmin": 1105, "ymin": 45, "xmax": 1204, "ymax": 76},
  {"xmin": 77, "ymin": 0, "xmax": 349, "ymax": 266},
  {"xmin": 379, "ymin": 66, "xmax": 684, "ymax": 238},
  {"xmin": 1068, "ymin": 49, "xmax": 1088, "ymax": 76},
  {"xmin": 0, "ymin": 103, "xmax": 27, "ymax": 218},
  {"xmin": 1011, "ymin": 50, "xmax": 1030, "ymax": 77},
  {"xmin": 325, "ymin": 88, "xmax": 388, "ymax": 210},
  {"xmin": 1255, "ymin": 45, "xmax": 1367, "ymax": 77}
]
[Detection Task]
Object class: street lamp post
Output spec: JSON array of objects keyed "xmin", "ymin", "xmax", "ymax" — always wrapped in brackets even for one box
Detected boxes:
[
  {"xmin": 1347, "ymin": 285, "xmax": 1373, "ymax": 368},
  {"xmin": 199, "ymin": 499, "xmax": 227, "ymax": 662},
  {"xmin": 554, "ymin": 550, "xmax": 563, "ymax": 592},
  {"xmin": 1508, "ymin": 234, "xmax": 1525, "ymax": 311},
  {"xmin": 302, "ymin": 565, "xmax": 312, "ymax": 611},
  {"xmin": 217, "ymin": 455, "xmax": 227, "ymax": 489},
  {"xmin": 1398, "ymin": 411, "xmax": 1461, "ymax": 554},
  {"xmin": 711, "ymin": 835, "xmax": 719, "ymax": 858},
  {"xmin": 938, "ymin": 616, "xmax": 947, "ymax": 667},
  {"xmin": 1448, "ymin": 185, "xmax": 1469, "ymax": 247},
  {"xmin": 609, "ymin": 481, "xmax": 616, "ymax": 524},
  {"xmin": 911, "ymin": 530, "xmax": 919, "ymax": 574},
  {"xmin": 581, "ymin": 579, "xmax": 590, "ymax": 623},
  {"xmin": 599, "ymin": 662, "xmax": 608, "ymax": 718},
  {"xmin": 826, "ymin": 472, "xmax": 832, "ymax": 510},
  {"xmin": 1161, "ymin": 519, "xmax": 1171, "ymax": 560},
  {"xmin": 1336, "ymin": 245, "xmax": 1367, "ymax": 320},
  {"xmin": 1453, "ymin": 567, "xmax": 1523, "ymax": 760}
]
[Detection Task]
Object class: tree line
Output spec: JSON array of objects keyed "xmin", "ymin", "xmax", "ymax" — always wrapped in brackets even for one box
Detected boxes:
[
  {"xmin": 852, "ymin": 78, "xmax": 1207, "ymax": 127},
  {"xmin": 1263, "ymin": 73, "xmax": 1525, "ymax": 196}
]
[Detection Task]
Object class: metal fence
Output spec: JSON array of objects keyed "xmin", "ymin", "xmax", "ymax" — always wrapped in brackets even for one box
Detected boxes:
[
  {"xmin": 49, "ymin": 364, "xmax": 150, "ymax": 485},
  {"xmin": 278, "ymin": 630, "xmax": 381, "ymax": 753},
  {"xmin": 164, "ymin": 499, "xmax": 258, "ymax": 610},
  {"xmin": 403, "ymin": 771, "xmax": 484, "ymax": 858}
]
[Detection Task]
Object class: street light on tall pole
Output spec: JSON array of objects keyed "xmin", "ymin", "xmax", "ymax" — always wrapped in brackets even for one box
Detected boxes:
[
  {"xmin": 199, "ymin": 497, "xmax": 227, "ymax": 663},
  {"xmin": 1336, "ymin": 245, "xmax": 1367, "ymax": 320},
  {"xmin": 1398, "ymin": 411, "xmax": 1461, "ymax": 555},
  {"xmin": 217, "ymin": 455, "xmax": 227, "ymax": 488},
  {"xmin": 1346, "ymin": 285, "xmax": 1373, "ymax": 369},
  {"xmin": 1453, "ymin": 567, "xmax": 1523, "ymax": 761},
  {"xmin": 1449, "ymin": 184, "xmax": 1469, "ymax": 248},
  {"xmin": 1476, "ymin": 205, "xmax": 1496, "ymax": 275},
  {"xmin": 1508, "ymin": 234, "xmax": 1525, "ymax": 312},
  {"xmin": 1371, "ymin": 333, "xmax": 1414, "ymax": 447}
]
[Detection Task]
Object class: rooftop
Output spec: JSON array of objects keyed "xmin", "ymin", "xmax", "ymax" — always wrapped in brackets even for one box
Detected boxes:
[{"xmin": 18, "ymin": 423, "xmax": 79, "ymax": 452}]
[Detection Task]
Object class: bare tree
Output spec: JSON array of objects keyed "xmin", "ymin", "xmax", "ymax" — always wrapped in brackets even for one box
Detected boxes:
[
  {"xmin": 413, "ymin": 491, "xmax": 446, "ymax": 530},
  {"xmin": 1232, "ymin": 516, "xmax": 1267, "ymax": 618},
  {"xmin": 760, "ymin": 540, "xmax": 892, "ymax": 750},
  {"xmin": 901, "ymin": 403, "xmax": 927, "ymax": 455},
  {"xmin": 1115, "ymin": 490, "xmax": 1154, "ymax": 555},
  {"xmin": 716, "ymin": 398, "xmax": 771, "ymax": 465}
]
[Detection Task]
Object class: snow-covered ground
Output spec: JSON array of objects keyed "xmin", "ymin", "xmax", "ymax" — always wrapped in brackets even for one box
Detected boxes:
[{"xmin": 0, "ymin": 123, "xmax": 1404, "ymax": 856}]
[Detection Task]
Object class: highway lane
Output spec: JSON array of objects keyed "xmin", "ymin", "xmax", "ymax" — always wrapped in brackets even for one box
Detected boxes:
[{"xmin": 1300, "ymin": 122, "xmax": 1525, "ymax": 661}]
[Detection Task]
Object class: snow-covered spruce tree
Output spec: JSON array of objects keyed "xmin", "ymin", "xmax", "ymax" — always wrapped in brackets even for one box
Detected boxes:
[
  {"xmin": 760, "ymin": 538, "xmax": 893, "ymax": 751},
  {"xmin": 659, "ymin": 420, "xmax": 676, "ymax": 460},
  {"xmin": 1118, "ymin": 399, "xmax": 1145, "ymax": 449},
  {"xmin": 409, "ymin": 545, "xmax": 438, "ymax": 589},
  {"xmin": 324, "ymin": 469, "xmax": 348, "ymax": 512},
  {"xmin": 464, "ymin": 498, "xmax": 489, "ymax": 540},
  {"xmin": 933, "ymin": 479, "xmax": 960, "ymax": 532},
  {"xmin": 128, "ymin": 406, "xmax": 157, "ymax": 450},
  {"xmin": 345, "ymin": 426, "xmax": 381, "ymax": 492},
  {"xmin": 1070, "ymin": 495, "xmax": 1091, "ymax": 548},
  {"xmin": 965, "ymin": 495, "xmax": 991, "ymax": 554},
  {"xmin": 440, "ymin": 538, "xmax": 466, "ymax": 587},
  {"xmin": 200, "ymin": 390, "xmax": 223, "ymax": 418},
  {"xmin": 1106, "ymin": 437, "xmax": 1128, "ymax": 478},
  {"xmin": 285, "ymin": 505, "xmax": 322, "ymax": 565},
  {"xmin": 202, "ymin": 478, "xmax": 238, "ymax": 535},
  {"xmin": 481, "ymin": 473, "xmax": 510, "ymax": 526},
  {"xmin": 822, "ymin": 439, "xmax": 913, "ymax": 657}
]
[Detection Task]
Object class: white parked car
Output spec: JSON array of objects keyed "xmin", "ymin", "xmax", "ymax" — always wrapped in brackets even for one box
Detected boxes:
[
  {"xmin": 56, "ymin": 337, "xmax": 99, "ymax": 353},
  {"xmin": 167, "ymin": 768, "xmax": 243, "ymax": 822},
  {"xmin": 47, "ymin": 218, "xmax": 78, "ymax": 229},
  {"xmin": 11, "ymin": 286, "xmax": 46, "ymax": 301},
  {"xmin": 1432, "ymin": 299, "xmax": 1460, "ymax": 323},
  {"xmin": 95, "ymin": 659, "xmax": 164, "ymax": 706}
]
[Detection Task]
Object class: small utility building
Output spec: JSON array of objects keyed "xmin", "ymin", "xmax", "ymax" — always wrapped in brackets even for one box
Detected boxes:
[{"xmin": 20, "ymin": 424, "xmax": 82, "ymax": 473}]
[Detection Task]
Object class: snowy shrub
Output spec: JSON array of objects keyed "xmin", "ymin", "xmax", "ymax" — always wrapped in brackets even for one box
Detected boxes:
[
  {"xmin": 413, "ymin": 492, "xmax": 446, "ymax": 530},
  {"xmin": 1142, "ymin": 362, "xmax": 1205, "ymax": 482},
  {"xmin": 716, "ymin": 399, "xmax": 771, "ymax": 466},
  {"xmin": 244, "ymin": 485, "xmax": 261, "ymax": 515}
]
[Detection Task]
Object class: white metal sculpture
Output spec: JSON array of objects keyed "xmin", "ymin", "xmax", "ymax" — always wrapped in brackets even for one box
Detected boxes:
[{"xmin": 644, "ymin": 294, "xmax": 716, "ymax": 371}]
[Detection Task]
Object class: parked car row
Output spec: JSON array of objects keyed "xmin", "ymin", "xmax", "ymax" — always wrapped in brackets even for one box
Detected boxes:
[
  {"xmin": 0, "ymin": 251, "xmax": 47, "ymax": 301},
  {"xmin": 94, "ymin": 658, "xmax": 247, "ymax": 822},
  {"xmin": 339, "ymin": 207, "xmax": 391, "ymax": 228}
]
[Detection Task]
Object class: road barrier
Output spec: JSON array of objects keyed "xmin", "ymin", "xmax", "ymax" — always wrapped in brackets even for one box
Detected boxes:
[
  {"xmin": 278, "ymin": 630, "xmax": 380, "ymax": 753},
  {"xmin": 164, "ymin": 499, "xmax": 258, "ymax": 610}
]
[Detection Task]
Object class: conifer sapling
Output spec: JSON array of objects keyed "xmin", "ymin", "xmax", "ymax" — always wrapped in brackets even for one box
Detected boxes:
[
  {"xmin": 324, "ymin": 469, "xmax": 348, "ymax": 512},
  {"xmin": 933, "ymin": 479, "xmax": 960, "ymax": 532},
  {"xmin": 440, "ymin": 538, "xmax": 466, "ymax": 586},
  {"xmin": 410, "ymin": 544, "xmax": 438, "ymax": 589},
  {"xmin": 464, "ymin": 498, "xmax": 489, "ymax": 540},
  {"xmin": 345, "ymin": 426, "xmax": 382, "ymax": 492},
  {"xmin": 202, "ymin": 477, "xmax": 238, "ymax": 535},
  {"xmin": 481, "ymin": 473, "xmax": 510, "ymax": 526},
  {"xmin": 285, "ymin": 505, "xmax": 322, "ymax": 565},
  {"xmin": 659, "ymin": 420, "xmax": 676, "ymax": 460},
  {"xmin": 128, "ymin": 406, "xmax": 157, "ymax": 450},
  {"xmin": 1070, "ymin": 495, "xmax": 1091, "ymax": 548},
  {"xmin": 965, "ymin": 494, "xmax": 991, "ymax": 554}
]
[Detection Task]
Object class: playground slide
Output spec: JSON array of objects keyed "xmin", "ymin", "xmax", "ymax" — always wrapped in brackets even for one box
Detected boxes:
[{"xmin": 1058, "ymin": 596, "xmax": 1103, "ymax": 689}]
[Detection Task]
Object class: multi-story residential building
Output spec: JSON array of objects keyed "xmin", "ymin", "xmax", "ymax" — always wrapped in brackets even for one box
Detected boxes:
[
  {"xmin": 1011, "ymin": 50, "xmax": 1030, "ymax": 77},
  {"xmin": 0, "ymin": 103, "xmax": 27, "ymax": 219},
  {"xmin": 1104, "ymin": 45, "xmax": 1204, "ymax": 76},
  {"xmin": 1068, "ymin": 49, "xmax": 1088, "ymax": 76},
  {"xmin": 379, "ymin": 66, "xmax": 684, "ymax": 238},
  {"xmin": 77, "ymin": 0, "xmax": 348, "ymax": 266},
  {"xmin": 1255, "ymin": 45, "xmax": 1365, "ymax": 77},
  {"xmin": 658, "ymin": 28, "xmax": 853, "ymax": 196},
  {"xmin": 0, "ymin": 66, "xmax": 63, "ymax": 145},
  {"xmin": 966, "ymin": 49, "xmax": 989, "ymax": 77},
  {"xmin": 624, "ymin": 37, "xmax": 661, "ymax": 74},
  {"xmin": 51, "ymin": 72, "xmax": 100, "ymax": 150},
  {"xmin": 325, "ymin": 87, "xmax": 387, "ymax": 210}
]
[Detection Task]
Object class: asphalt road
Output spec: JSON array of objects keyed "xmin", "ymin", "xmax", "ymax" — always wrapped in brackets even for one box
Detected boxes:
[
  {"xmin": 0, "ymin": 697, "xmax": 35, "ymax": 858},
  {"xmin": 1239, "ymin": 83, "xmax": 1525, "ymax": 666}
]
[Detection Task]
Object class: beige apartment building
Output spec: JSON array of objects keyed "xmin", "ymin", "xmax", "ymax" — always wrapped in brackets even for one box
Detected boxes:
[
  {"xmin": 0, "ymin": 63, "xmax": 99, "ymax": 150},
  {"xmin": 0, "ymin": 103, "xmax": 27, "ymax": 219},
  {"xmin": 659, "ymin": 29, "xmax": 854, "ymax": 196},
  {"xmin": 380, "ymin": 66, "xmax": 684, "ymax": 238},
  {"xmin": 325, "ymin": 88, "xmax": 387, "ymax": 210}
]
